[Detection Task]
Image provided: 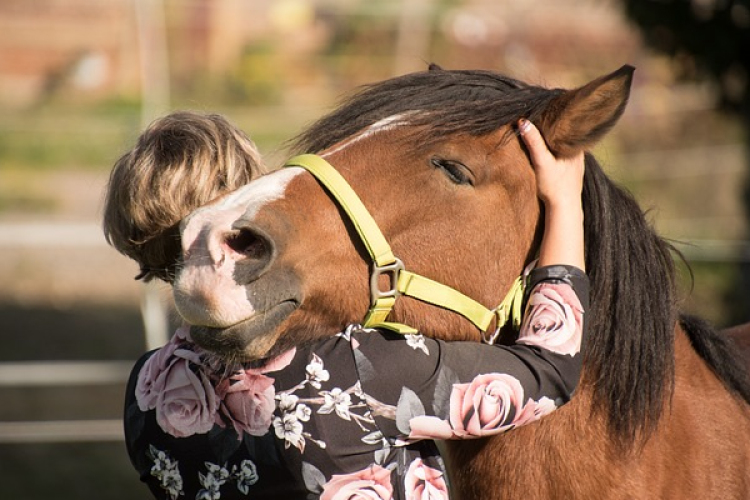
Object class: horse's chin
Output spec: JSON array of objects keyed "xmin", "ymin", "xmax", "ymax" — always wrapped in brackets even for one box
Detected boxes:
[{"xmin": 190, "ymin": 300, "xmax": 298, "ymax": 363}]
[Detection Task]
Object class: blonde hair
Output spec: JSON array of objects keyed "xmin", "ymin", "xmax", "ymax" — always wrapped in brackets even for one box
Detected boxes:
[{"xmin": 103, "ymin": 111, "xmax": 267, "ymax": 282}]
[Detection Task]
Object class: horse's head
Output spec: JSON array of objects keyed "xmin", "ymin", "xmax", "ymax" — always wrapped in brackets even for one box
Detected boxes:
[{"xmin": 172, "ymin": 66, "xmax": 634, "ymax": 364}]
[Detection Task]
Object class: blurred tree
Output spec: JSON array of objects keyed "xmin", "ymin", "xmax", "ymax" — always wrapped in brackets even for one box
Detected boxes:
[{"xmin": 623, "ymin": 0, "xmax": 750, "ymax": 324}]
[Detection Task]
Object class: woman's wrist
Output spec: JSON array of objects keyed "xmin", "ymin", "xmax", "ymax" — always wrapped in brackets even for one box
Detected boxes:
[
  {"xmin": 542, "ymin": 194, "xmax": 583, "ymax": 213},
  {"xmin": 538, "ymin": 204, "xmax": 585, "ymax": 271}
]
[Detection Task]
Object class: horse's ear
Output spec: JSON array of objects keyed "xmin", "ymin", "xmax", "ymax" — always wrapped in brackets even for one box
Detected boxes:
[{"xmin": 537, "ymin": 65, "xmax": 634, "ymax": 158}]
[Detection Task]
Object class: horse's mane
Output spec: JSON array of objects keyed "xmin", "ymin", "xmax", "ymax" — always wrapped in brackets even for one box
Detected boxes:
[
  {"xmin": 290, "ymin": 68, "xmax": 750, "ymax": 447},
  {"xmin": 291, "ymin": 68, "xmax": 561, "ymax": 153},
  {"xmin": 581, "ymin": 156, "xmax": 677, "ymax": 444}
]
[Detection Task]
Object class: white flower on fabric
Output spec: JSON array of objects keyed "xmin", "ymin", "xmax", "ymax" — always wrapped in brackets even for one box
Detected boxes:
[
  {"xmin": 319, "ymin": 388, "xmax": 353, "ymax": 420},
  {"xmin": 234, "ymin": 460, "xmax": 259, "ymax": 494},
  {"xmin": 273, "ymin": 413, "xmax": 305, "ymax": 452},
  {"xmin": 147, "ymin": 446, "xmax": 184, "ymax": 500},
  {"xmin": 337, "ymin": 323, "xmax": 377, "ymax": 341},
  {"xmin": 204, "ymin": 462, "xmax": 230, "ymax": 481},
  {"xmin": 161, "ymin": 469, "xmax": 184, "ymax": 500},
  {"xmin": 305, "ymin": 354, "xmax": 330, "ymax": 389},
  {"xmin": 277, "ymin": 393, "xmax": 299, "ymax": 413},
  {"xmin": 296, "ymin": 403, "xmax": 312, "ymax": 422},
  {"xmin": 353, "ymin": 381, "xmax": 365, "ymax": 399},
  {"xmin": 196, "ymin": 490, "xmax": 216, "ymax": 500},
  {"xmin": 405, "ymin": 333, "xmax": 429, "ymax": 355},
  {"xmin": 150, "ymin": 448, "xmax": 169, "ymax": 472},
  {"xmin": 336, "ymin": 327, "xmax": 354, "ymax": 341},
  {"xmin": 215, "ymin": 466, "xmax": 231, "ymax": 484},
  {"xmin": 197, "ymin": 462, "xmax": 230, "ymax": 500}
]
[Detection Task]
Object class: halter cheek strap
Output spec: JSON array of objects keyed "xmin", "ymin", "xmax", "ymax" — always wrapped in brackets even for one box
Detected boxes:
[{"xmin": 284, "ymin": 154, "xmax": 525, "ymax": 342}]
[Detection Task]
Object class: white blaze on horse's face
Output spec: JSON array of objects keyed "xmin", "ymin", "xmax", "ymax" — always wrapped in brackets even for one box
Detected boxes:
[
  {"xmin": 171, "ymin": 115, "xmax": 410, "ymax": 341},
  {"xmin": 173, "ymin": 168, "xmax": 303, "ymax": 328},
  {"xmin": 321, "ymin": 113, "xmax": 412, "ymax": 158}
]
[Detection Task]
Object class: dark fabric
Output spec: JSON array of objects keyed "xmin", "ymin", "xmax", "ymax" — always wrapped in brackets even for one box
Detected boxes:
[{"xmin": 124, "ymin": 265, "xmax": 588, "ymax": 499}]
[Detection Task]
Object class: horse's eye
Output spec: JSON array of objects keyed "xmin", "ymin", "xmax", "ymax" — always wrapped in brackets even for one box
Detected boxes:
[{"xmin": 431, "ymin": 158, "xmax": 473, "ymax": 186}]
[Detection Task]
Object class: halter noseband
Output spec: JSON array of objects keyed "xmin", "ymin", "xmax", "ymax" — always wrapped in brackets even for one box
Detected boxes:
[{"xmin": 284, "ymin": 154, "xmax": 525, "ymax": 344}]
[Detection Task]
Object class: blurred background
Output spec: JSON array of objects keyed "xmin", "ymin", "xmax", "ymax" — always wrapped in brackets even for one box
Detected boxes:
[{"xmin": 0, "ymin": 0, "xmax": 748, "ymax": 498}]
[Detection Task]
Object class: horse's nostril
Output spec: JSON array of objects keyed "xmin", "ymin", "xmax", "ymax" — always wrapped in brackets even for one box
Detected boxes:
[{"xmin": 225, "ymin": 229, "xmax": 268, "ymax": 260}]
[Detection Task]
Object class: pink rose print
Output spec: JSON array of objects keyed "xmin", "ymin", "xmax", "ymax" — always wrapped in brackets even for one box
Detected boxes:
[
  {"xmin": 215, "ymin": 349, "xmax": 296, "ymax": 438},
  {"xmin": 216, "ymin": 371, "xmax": 275, "ymax": 437},
  {"xmin": 136, "ymin": 327, "xmax": 190, "ymax": 411},
  {"xmin": 406, "ymin": 415, "xmax": 454, "ymax": 440},
  {"xmin": 408, "ymin": 373, "xmax": 556, "ymax": 439},
  {"xmin": 404, "ymin": 458, "xmax": 449, "ymax": 500},
  {"xmin": 172, "ymin": 325, "xmax": 192, "ymax": 343},
  {"xmin": 513, "ymin": 396, "xmax": 557, "ymax": 427},
  {"xmin": 450, "ymin": 373, "xmax": 524, "ymax": 436},
  {"xmin": 155, "ymin": 349, "xmax": 219, "ymax": 437},
  {"xmin": 258, "ymin": 348, "xmax": 296, "ymax": 374},
  {"xmin": 321, "ymin": 464, "xmax": 393, "ymax": 500},
  {"xmin": 136, "ymin": 328, "xmax": 297, "ymax": 440},
  {"xmin": 518, "ymin": 283, "xmax": 583, "ymax": 356}
]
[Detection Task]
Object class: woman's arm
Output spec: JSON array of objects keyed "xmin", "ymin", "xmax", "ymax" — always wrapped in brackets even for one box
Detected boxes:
[
  {"xmin": 344, "ymin": 121, "xmax": 588, "ymax": 441},
  {"xmin": 519, "ymin": 118, "xmax": 585, "ymax": 271},
  {"xmin": 343, "ymin": 268, "xmax": 586, "ymax": 441}
]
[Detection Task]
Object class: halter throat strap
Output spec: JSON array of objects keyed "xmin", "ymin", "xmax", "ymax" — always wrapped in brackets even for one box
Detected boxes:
[{"xmin": 284, "ymin": 154, "xmax": 524, "ymax": 341}]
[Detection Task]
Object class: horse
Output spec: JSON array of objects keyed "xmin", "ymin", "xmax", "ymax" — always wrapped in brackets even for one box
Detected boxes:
[{"xmin": 171, "ymin": 65, "xmax": 750, "ymax": 498}]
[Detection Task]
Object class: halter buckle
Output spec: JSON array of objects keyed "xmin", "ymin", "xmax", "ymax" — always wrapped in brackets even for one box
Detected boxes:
[{"xmin": 370, "ymin": 258, "xmax": 404, "ymax": 305}]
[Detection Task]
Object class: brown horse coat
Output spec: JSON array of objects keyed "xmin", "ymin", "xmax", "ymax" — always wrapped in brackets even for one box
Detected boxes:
[{"xmin": 173, "ymin": 66, "xmax": 750, "ymax": 499}]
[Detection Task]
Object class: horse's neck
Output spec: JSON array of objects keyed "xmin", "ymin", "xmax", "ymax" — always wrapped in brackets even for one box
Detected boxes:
[
  {"xmin": 445, "ymin": 391, "xmax": 619, "ymax": 499},
  {"xmin": 446, "ymin": 327, "xmax": 750, "ymax": 499}
]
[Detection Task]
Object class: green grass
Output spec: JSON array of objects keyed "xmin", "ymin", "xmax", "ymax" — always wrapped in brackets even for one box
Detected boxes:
[
  {"xmin": 0, "ymin": 98, "xmax": 320, "ymax": 174},
  {"xmin": 0, "ymin": 101, "xmax": 141, "ymax": 171}
]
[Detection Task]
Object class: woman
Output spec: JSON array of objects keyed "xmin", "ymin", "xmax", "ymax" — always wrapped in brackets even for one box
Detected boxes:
[{"xmin": 105, "ymin": 113, "xmax": 586, "ymax": 499}]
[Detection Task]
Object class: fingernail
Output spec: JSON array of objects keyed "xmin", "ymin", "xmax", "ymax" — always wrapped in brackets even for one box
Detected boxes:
[{"xmin": 518, "ymin": 119, "xmax": 531, "ymax": 135}]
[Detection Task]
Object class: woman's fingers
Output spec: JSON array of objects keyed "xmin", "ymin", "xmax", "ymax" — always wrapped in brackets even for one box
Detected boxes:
[
  {"xmin": 518, "ymin": 119, "xmax": 552, "ymax": 169},
  {"xmin": 518, "ymin": 119, "xmax": 585, "ymax": 206}
]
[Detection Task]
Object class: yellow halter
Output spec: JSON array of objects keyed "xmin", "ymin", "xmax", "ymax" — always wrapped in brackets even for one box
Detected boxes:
[{"xmin": 284, "ymin": 154, "xmax": 525, "ymax": 344}]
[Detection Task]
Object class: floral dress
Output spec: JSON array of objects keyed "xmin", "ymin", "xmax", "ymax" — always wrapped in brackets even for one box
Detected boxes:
[{"xmin": 124, "ymin": 265, "xmax": 588, "ymax": 500}]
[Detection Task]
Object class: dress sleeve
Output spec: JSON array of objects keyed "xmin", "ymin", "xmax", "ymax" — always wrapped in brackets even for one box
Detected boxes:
[
  {"xmin": 123, "ymin": 351, "xmax": 172, "ymax": 500},
  {"xmin": 347, "ymin": 264, "xmax": 588, "ymax": 441}
]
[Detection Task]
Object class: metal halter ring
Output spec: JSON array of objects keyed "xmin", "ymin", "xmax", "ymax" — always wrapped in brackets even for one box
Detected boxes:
[{"xmin": 370, "ymin": 258, "xmax": 405, "ymax": 305}]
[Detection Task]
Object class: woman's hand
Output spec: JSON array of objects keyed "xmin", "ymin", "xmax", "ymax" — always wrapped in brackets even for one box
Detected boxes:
[
  {"xmin": 518, "ymin": 119, "xmax": 586, "ymax": 271},
  {"xmin": 518, "ymin": 119, "xmax": 584, "ymax": 210}
]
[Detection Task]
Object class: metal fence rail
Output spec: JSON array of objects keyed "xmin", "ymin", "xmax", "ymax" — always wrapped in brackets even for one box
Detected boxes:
[
  {"xmin": 0, "ymin": 419, "xmax": 123, "ymax": 443},
  {"xmin": 0, "ymin": 361, "xmax": 132, "ymax": 443},
  {"xmin": 0, "ymin": 360, "xmax": 133, "ymax": 386},
  {"xmin": 0, "ymin": 222, "xmax": 163, "ymax": 444}
]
